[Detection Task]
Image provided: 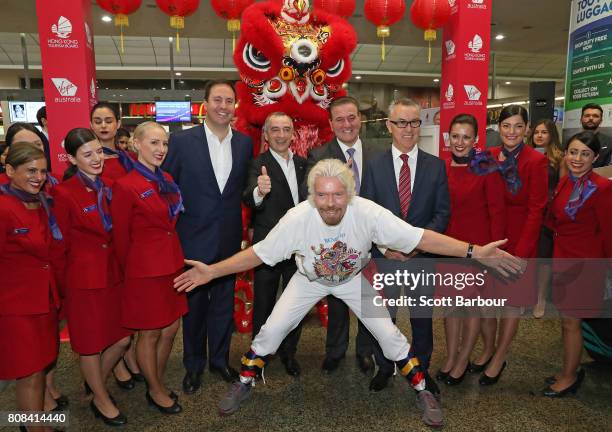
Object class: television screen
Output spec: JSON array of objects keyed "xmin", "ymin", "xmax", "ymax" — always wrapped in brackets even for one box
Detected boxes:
[
  {"xmin": 9, "ymin": 101, "xmax": 46, "ymax": 123},
  {"xmin": 155, "ymin": 101, "xmax": 191, "ymax": 123}
]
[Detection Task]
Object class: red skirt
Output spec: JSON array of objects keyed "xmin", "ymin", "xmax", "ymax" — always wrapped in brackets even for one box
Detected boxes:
[
  {"xmin": 552, "ymin": 260, "xmax": 606, "ymax": 318},
  {"xmin": 0, "ymin": 309, "xmax": 58, "ymax": 380},
  {"xmin": 65, "ymin": 283, "xmax": 132, "ymax": 355},
  {"xmin": 121, "ymin": 273, "xmax": 188, "ymax": 330}
]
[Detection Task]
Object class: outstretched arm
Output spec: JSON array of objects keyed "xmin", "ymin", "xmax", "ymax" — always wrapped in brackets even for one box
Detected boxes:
[
  {"xmin": 174, "ymin": 247, "xmax": 263, "ymax": 292},
  {"xmin": 417, "ymin": 231, "xmax": 523, "ymax": 276}
]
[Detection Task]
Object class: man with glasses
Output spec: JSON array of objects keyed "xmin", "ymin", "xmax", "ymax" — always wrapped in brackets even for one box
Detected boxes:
[
  {"xmin": 305, "ymin": 96, "xmax": 376, "ymax": 376},
  {"xmin": 361, "ymin": 98, "xmax": 450, "ymax": 395}
]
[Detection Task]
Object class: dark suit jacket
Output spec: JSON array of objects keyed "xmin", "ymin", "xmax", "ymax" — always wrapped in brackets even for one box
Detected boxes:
[
  {"xmin": 304, "ymin": 138, "xmax": 374, "ymax": 197},
  {"xmin": 594, "ymin": 131, "xmax": 612, "ymax": 168},
  {"xmin": 362, "ymin": 147, "xmax": 450, "ymax": 258},
  {"xmin": 162, "ymin": 125, "xmax": 252, "ymax": 263},
  {"xmin": 243, "ymin": 150, "xmax": 306, "ymax": 243}
]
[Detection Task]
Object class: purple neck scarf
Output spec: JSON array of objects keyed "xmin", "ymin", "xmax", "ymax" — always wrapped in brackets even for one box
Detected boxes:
[
  {"xmin": 0, "ymin": 183, "xmax": 63, "ymax": 240},
  {"xmin": 76, "ymin": 171, "xmax": 113, "ymax": 231},
  {"xmin": 103, "ymin": 146, "xmax": 135, "ymax": 173},
  {"xmin": 565, "ymin": 171, "xmax": 597, "ymax": 220},
  {"xmin": 132, "ymin": 160, "xmax": 184, "ymax": 220}
]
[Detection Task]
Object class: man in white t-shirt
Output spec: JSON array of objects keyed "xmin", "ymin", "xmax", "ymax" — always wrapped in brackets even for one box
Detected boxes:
[{"xmin": 174, "ymin": 159, "xmax": 521, "ymax": 428}]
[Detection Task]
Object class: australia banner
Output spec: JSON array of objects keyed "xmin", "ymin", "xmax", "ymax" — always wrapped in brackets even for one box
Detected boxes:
[
  {"xmin": 439, "ymin": 0, "xmax": 492, "ymax": 157},
  {"xmin": 36, "ymin": 0, "xmax": 98, "ymax": 173}
]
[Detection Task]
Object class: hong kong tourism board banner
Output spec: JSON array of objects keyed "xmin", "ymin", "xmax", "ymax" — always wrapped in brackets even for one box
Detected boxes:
[
  {"xmin": 36, "ymin": 0, "xmax": 98, "ymax": 173},
  {"xmin": 564, "ymin": 0, "xmax": 612, "ymax": 136}
]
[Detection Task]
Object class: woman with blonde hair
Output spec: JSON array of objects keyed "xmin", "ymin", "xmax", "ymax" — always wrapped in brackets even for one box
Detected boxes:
[{"xmin": 111, "ymin": 121, "xmax": 187, "ymax": 414}]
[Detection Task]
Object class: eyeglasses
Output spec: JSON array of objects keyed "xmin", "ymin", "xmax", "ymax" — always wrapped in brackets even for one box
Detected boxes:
[{"xmin": 388, "ymin": 119, "xmax": 422, "ymax": 128}]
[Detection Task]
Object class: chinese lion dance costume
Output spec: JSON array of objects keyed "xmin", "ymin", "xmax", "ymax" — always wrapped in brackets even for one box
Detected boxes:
[{"xmin": 233, "ymin": 0, "xmax": 357, "ymax": 156}]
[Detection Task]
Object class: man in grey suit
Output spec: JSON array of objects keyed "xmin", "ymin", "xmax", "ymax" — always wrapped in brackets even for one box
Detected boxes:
[{"xmin": 306, "ymin": 96, "xmax": 375, "ymax": 375}]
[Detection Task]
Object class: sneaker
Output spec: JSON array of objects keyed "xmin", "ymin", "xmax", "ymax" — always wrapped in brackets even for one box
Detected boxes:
[
  {"xmin": 218, "ymin": 382, "xmax": 252, "ymax": 416},
  {"xmin": 416, "ymin": 390, "xmax": 444, "ymax": 427}
]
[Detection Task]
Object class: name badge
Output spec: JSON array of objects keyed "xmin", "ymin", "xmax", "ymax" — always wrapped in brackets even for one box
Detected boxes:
[
  {"xmin": 140, "ymin": 189, "xmax": 155, "ymax": 199},
  {"xmin": 83, "ymin": 204, "xmax": 97, "ymax": 213},
  {"xmin": 13, "ymin": 228, "xmax": 30, "ymax": 235}
]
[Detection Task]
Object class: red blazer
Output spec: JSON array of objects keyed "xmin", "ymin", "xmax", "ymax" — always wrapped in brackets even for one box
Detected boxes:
[
  {"xmin": 50, "ymin": 175, "xmax": 120, "ymax": 294},
  {"xmin": 111, "ymin": 169, "xmax": 184, "ymax": 278},
  {"xmin": 549, "ymin": 172, "xmax": 612, "ymax": 258},
  {"xmin": 102, "ymin": 151, "xmax": 137, "ymax": 180},
  {"xmin": 445, "ymin": 161, "xmax": 506, "ymax": 245},
  {"xmin": 0, "ymin": 194, "xmax": 59, "ymax": 315},
  {"xmin": 491, "ymin": 145, "xmax": 548, "ymax": 258},
  {"xmin": 0, "ymin": 172, "xmax": 8, "ymax": 184}
]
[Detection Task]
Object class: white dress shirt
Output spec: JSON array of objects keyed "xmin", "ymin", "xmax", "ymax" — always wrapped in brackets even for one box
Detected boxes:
[
  {"xmin": 253, "ymin": 148, "xmax": 299, "ymax": 206},
  {"xmin": 391, "ymin": 142, "xmax": 418, "ymax": 193},
  {"xmin": 204, "ymin": 121, "xmax": 233, "ymax": 193},
  {"xmin": 337, "ymin": 138, "xmax": 363, "ymax": 182}
]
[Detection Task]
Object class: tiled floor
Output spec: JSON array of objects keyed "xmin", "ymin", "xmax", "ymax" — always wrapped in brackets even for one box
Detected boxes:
[{"xmin": 1, "ymin": 312, "xmax": 611, "ymax": 431}]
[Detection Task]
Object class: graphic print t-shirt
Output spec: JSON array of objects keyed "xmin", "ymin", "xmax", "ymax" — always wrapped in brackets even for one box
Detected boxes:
[{"xmin": 253, "ymin": 196, "xmax": 424, "ymax": 286}]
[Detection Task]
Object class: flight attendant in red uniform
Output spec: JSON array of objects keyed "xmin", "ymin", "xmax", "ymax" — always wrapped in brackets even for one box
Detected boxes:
[
  {"xmin": 477, "ymin": 105, "xmax": 548, "ymax": 385},
  {"xmin": 51, "ymin": 128, "xmax": 132, "ymax": 425},
  {"xmin": 91, "ymin": 102, "xmax": 135, "ymax": 181},
  {"xmin": 90, "ymin": 102, "xmax": 141, "ymax": 386},
  {"xmin": 0, "ymin": 144, "xmax": 61, "ymax": 429},
  {"xmin": 436, "ymin": 114, "xmax": 506, "ymax": 386},
  {"xmin": 111, "ymin": 121, "xmax": 187, "ymax": 414},
  {"xmin": 542, "ymin": 131, "xmax": 612, "ymax": 397}
]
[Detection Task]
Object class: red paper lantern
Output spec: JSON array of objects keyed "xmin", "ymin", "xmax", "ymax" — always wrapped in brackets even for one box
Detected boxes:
[
  {"xmin": 410, "ymin": 0, "xmax": 451, "ymax": 62},
  {"xmin": 211, "ymin": 0, "xmax": 254, "ymax": 51},
  {"xmin": 96, "ymin": 0, "xmax": 142, "ymax": 53},
  {"xmin": 313, "ymin": 0, "xmax": 356, "ymax": 18},
  {"xmin": 156, "ymin": 0, "xmax": 200, "ymax": 52},
  {"xmin": 364, "ymin": 0, "xmax": 406, "ymax": 60}
]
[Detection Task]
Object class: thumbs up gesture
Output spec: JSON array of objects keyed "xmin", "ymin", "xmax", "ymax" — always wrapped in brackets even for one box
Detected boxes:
[{"xmin": 257, "ymin": 165, "xmax": 272, "ymax": 197}]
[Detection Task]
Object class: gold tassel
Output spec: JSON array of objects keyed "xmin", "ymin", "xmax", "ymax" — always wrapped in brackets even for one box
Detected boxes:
[
  {"xmin": 120, "ymin": 25, "xmax": 125, "ymax": 54},
  {"xmin": 114, "ymin": 14, "xmax": 129, "ymax": 54},
  {"xmin": 170, "ymin": 16, "xmax": 185, "ymax": 53},
  {"xmin": 228, "ymin": 19, "xmax": 241, "ymax": 53},
  {"xmin": 424, "ymin": 29, "xmax": 437, "ymax": 64},
  {"xmin": 176, "ymin": 29, "xmax": 180, "ymax": 52},
  {"xmin": 376, "ymin": 25, "xmax": 390, "ymax": 62}
]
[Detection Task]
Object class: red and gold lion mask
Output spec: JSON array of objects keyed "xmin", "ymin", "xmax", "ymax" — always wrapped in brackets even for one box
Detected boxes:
[{"xmin": 233, "ymin": 0, "xmax": 357, "ymax": 156}]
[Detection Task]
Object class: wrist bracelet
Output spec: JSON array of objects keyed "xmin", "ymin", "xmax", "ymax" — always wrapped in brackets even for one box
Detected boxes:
[{"xmin": 466, "ymin": 244, "xmax": 474, "ymax": 258}]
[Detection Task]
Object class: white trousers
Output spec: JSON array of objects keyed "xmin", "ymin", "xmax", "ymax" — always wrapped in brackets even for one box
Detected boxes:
[{"xmin": 251, "ymin": 272, "xmax": 411, "ymax": 362}]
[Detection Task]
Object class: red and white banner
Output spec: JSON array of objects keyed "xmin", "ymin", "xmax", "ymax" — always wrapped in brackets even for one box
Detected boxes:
[
  {"xmin": 439, "ymin": 0, "xmax": 491, "ymax": 158},
  {"xmin": 36, "ymin": 0, "xmax": 97, "ymax": 173}
]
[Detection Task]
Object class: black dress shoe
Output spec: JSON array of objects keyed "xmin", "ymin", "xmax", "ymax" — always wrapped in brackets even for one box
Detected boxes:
[
  {"xmin": 321, "ymin": 356, "xmax": 344, "ymax": 373},
  {"xmin": 113, "ymin": 372, "xmax": 135, "ymax": 390},
  {"xmin": 356, "ymin": 355, "xmax": 375, "ymax": 375},
  {"xmin": 281, "ymin": 356, "xmax": 301, "ymax": 377},
  {"xmin": 90, "ymin": 400, "xmax": 128, "ymax": 426},
  {"xmin": 123, "ymin": 357, "xmax": 145, "ymax": 382},
  {"xmin": 468, "ymin": 356, "xmax": 492, "ymax": 374},
  {"xmin": 542, "ymin": 369, "xmax": 585, "ymax": 398},
  {"xmin": 53, "ymin": 394, "xmax": 69, "ymax": 408},
  {"xmin": 182, "ymin": 371, "xmax": 202, "ymax": 394},
  {"xmin": 479, "ymin": 361, "xmax": 507, "ymax": 386},
  {"xmin": 369, "ymin": 370, "xmax": 393, "ymax": 392},
  {"xmin": 435, "ymin": 369, "xmax": 450, "ymax": 382},
  {"xmin": 210, "ymin": 365, "xmax": 239, "ymax": 383},
  {"xmin": 146, "ymin": 391, "xmax": 182, "ymax": 414},
  {"xmin": 445, "ymin": 366, "xmax": 468, "ymax": 386}
]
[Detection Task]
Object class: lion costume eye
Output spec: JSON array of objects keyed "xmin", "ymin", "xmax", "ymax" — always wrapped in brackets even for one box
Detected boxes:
[
  {"xmin": 326, "ymin": 59, "xmax": 344, "ymax": 77},
  {"xmin": 243, "ymin": 43, "xmax": 271, "ymax": 72}
]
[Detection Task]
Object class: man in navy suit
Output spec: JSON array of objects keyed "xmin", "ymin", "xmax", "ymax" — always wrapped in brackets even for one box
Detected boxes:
[
  {"xmin": 305, "ymin": 96, "xmax": 375, "ymax": 375},
  {"xmin": 361, "ymin": 98, "xmax": 450, "ymax": 394},
  {"xmin": 243, "ymin": 112, "xmax": 307, "ymax": 377},
  {"xmin": 162, "ymin": 80, "xmax": 253, "ymax": 394}
]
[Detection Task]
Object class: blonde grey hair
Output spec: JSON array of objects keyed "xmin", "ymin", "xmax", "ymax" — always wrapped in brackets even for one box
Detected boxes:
[
  {"xmin": 133, "ymin": 121, "xmax": 167, "ymax": 141},
  {"xmin": 263, "ymin": 112, "xmax": 293, "ymax": 132},
  {"xmin": 307, "ymin": 158, "xmax": 356, "ymax": 205},
  {"xmin": 388, "ymin": 98, "xmax": 421, "ymax": 118}
]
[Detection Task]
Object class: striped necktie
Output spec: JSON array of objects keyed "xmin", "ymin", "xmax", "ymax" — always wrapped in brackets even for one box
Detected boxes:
[{"xmin": 399, "ymin": 153, "xmax": 411, "ymax": 218}]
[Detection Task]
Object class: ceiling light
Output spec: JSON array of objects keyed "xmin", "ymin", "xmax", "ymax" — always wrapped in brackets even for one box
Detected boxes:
[
  {"xmin": 355, "ymin": 75, "xmax": 362, "ymax": 80},
  {"xmin": 175, "ymin": 72, "xmax": 182, "ymax": 76},
  {"xmin": 161, "ymin": 87, "xmax": 166, "ymax": 90},
  {"xmin": 179, "ymin": 80, "xmax": 185, "ymax": 84},
  {"xmin": 495, "ymin": 34, "xmax": 505, "ymax": 40},
  {"xmin": 505, "ymin": 81, "xmax": 511, "ymax": 85},
  {"xmin": 433, "ymin": 78, "xmax": 440, "ymax": 82},
  {"xmin": 101, "ymin": 15, "xmax": 112, "ymax": 23}
]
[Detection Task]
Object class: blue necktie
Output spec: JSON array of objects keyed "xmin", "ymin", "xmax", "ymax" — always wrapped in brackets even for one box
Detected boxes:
[{"xmin": 346, "ymin": 147, "xmax": 360, "ymax": 195}]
